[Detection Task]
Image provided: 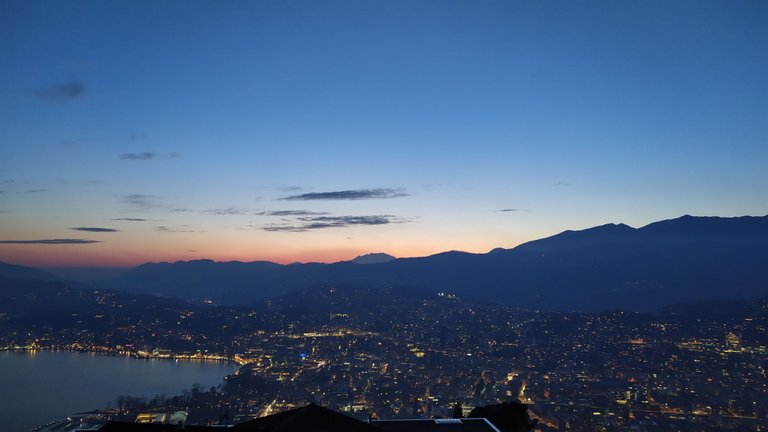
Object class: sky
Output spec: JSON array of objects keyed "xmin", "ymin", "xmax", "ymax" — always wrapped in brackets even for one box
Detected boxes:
[{"xmin": 1, "ymin": 0, "xmax": 767, "ymax": 267}]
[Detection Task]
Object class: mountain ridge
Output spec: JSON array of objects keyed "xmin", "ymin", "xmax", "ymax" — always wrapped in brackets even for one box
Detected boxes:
[{"xmin": 4, "ymin": 214, "xmax": 768, "ymax": 312}]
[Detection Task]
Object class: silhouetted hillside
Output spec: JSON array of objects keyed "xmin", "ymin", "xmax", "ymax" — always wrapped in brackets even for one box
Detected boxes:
[
  {"xmin": 0, "ymin": 261, "xmax": 57, "ymax": 281},
  {"xmin": 0, "ymin": 277, "xmax": 90, "ymax": 318},
  {"xmin": 50, "ymin": 215, "xmax": 768, "ymax": 311}
]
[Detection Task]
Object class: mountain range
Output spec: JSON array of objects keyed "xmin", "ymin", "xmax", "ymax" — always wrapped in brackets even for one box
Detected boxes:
[{"xmin": 2, "ymin": 215, "xmax": 767, "ymax": 312}]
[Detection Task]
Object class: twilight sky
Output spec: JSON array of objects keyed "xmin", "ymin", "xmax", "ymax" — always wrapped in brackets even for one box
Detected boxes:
[{"xmin": 1, "ymin": 0, "xmax": 767, "ymax": 267}]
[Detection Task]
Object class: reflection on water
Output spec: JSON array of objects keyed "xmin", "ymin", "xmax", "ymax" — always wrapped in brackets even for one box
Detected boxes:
[{"xmin": 0, "ymin": 350, "xmax": 237, "ymax": 431}]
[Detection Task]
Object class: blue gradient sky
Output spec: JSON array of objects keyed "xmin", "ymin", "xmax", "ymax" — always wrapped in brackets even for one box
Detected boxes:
[{"xmin": 1, "ymin": 0, "xmax": 767, "ymax": 266}]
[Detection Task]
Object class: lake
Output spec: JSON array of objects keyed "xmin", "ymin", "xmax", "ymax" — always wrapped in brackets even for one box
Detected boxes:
[{"xmin": 0, "ymin": 350, "xmax": 238, "ymax": 431}]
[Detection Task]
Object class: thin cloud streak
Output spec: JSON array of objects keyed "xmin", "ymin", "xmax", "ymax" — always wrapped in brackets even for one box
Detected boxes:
[
  {"xmin": 280, "ymin": 188, "xmax": 408, "ymax": 201},
  {"xmin": 0, "ymin": 238, "xmax": 100, "ymax": 244},
  {"xmin": 112, "ymin": 218, "xmax": 148, "ymax": 222},
  {"xmin": 205, "ymin": 207, "xmax": 250, "ymax": 216},
  {"xmin": 155, "ymin": 225, "xmax": 197, "ymax": 233},
  {"xmin": 31, "ymin": 82, "xmax": 86, "ymax": 102},
  {"xmin": 256, "ymin": 210, "xmax": 330, "ymax": 216},
  {"xmin": 263, "ymin": 215, "xmax": 405, "ymax": 232},
  {"xmin": 120, "ymin": 152, "xmax": 180, "ymax": 161},
  {"xmin": 69, "ymin": 227, "xmax": 119, "ymax": 232},
  {"xmin": 120, "ymin": 152, "xmax": 155, "ymax": 160},
  {"xmin": 121, "ymin": 194, "xmax": 160, "ymax": 211}
]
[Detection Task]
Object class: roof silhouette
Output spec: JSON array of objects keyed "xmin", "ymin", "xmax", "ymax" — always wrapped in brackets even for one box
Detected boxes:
[
  {"xmin": 99, "ymin": 421, "xmax": 216, "ymax": 431},
  {"xmin": 231, "ymin": 403, "xmax": 383, "ymax": 432},
  {"xmin": 373, "ymin": 418, "xmax": 501, "ymax": 432}
]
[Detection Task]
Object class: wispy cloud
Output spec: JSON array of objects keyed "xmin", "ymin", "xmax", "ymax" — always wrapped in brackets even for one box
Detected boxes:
[
  {"xmin": 120, "ymin": 152, "xmax": 155, "ymax": 160},
  {"xmin": 256, "ymin": 210, "xmax": 330, "ymax": 216},
  {"xmin": 497, "ymin": 208, "xmax": 530, "ymax": 213},
  {"xmin": 25, "ymin": 189, "xmax": 47, "ymax": 194},
  {"xmin": 555, "ymin": 181, "xmax": 572, "ymax": 186},
  {"xmin": 262, "ymin": 226, "xmax": 309, "ymax": 233},
  {"xmin": 121, "ymin": 194, "xmax": 160, "ymax": 211},
  {"xmin": 263, "ymin": 215, "xmax": 405, "ymax": 232},
  {"xmin": 205, "ymin": 207, "xmax": 250, "ymax": 216},
  {"xmin": 155, "ymin": 225, "xmax": 196, "ymax": 233},
  {"xmin": 128, "ymin": 133, "xmax": 147, "ymax": 141},
  {"xmin": 120, "ymin": 151, "xmax": 180, "ymax": 161},
  {"xmin": 31, "ymin": 82, "xmax": 86, "ymax": 102},
  {"xmin": 61, "ymin": 139, "xmax": 88, "ymax": 147},
  {"xmin": 112, "ymin": 218, "xmax": 148, "ymax": 222},
  {"xmin": 69, "ymin": 227, "xmax": 119, "ymax": 232},
  {"xmin": 280, "ymin": 188, "xmax": 408, "ymax": 201},
  {"xmin": 0, "ymin": 238, "xmax": 100, "ymax": 244}
]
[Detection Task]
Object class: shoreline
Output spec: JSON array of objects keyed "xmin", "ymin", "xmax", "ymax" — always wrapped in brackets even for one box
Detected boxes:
[{"xmin": 0, "ymin": 345, "xmax": 246, "ymax": 367}]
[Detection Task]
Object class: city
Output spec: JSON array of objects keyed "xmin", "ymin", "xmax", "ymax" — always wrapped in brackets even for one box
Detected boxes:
[
  {"xmin": 2, "ymin": 1, "xmax": 767, "ymax": 431},
  {"xmin": 3, "ymin": 283, "xmax": 766, "ymax": 431}
]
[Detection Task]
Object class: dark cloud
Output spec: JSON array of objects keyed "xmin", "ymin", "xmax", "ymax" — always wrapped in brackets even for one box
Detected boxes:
[
  {"xmin": 112, "ymin": 218, "xmax": 148, "ymax": 222},
  {"xmin": 0, "ymin": 238, "xmax": 100, "ymax": 244},
  {"xmin": 69, "ymin": 227, "xmax": 119, "ymax": 232},
  {"xmin": 256, "ymin": 210, "xmax": 330, "ymax": 216},
  {"xmin": 277, "ymin": 186, "xmax": 302, "ymax": 192},
  {"xmin": 31, "ymin": 82, "xmax": 86, "ymax": 102},
  {"xmin": 25, "ymin": 189, "xmax": 47, "ymax": 193},
  {"xmin": 120, "ymin": 152, "xmax": 155, "ymax": 160},
  {"xmin": 263, "ymin": 215, "xmax": 403, "ymax": 232},
  {"xmin": 206, "ymin": 207, "xmax": 250, "ymax": 216},
  {"xmin": 280, "ymin": 188, "xmax": 408, "ymax": 201},
  {"xmin": 497, "ymin": 208, "xmax": 530, "ymax": 212}
]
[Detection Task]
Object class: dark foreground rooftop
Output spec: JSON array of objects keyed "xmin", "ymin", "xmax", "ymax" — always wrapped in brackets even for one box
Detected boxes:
[
  {"xmin": 76, "ymin": 401, "xmax": 535, "ymax": 432},
  {"xmin": 373, "ymin": 418, "xmax": 500, "ymax": 432}
]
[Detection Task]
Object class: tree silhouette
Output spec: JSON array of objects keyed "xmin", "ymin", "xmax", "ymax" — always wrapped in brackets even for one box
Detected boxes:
[{"xmin": 452, "ymin": 403, "xmax": 464, "ymax": 419}]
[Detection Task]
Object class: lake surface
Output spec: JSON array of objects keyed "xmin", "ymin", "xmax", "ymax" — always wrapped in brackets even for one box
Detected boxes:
[{"xmin": 0, "ymin": 350, "xmax": 238, "ymax": 431}]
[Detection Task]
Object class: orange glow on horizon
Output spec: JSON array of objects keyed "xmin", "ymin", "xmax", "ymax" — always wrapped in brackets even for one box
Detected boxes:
[{"xmin": 0, "ymin": 241, "xmax": 512, "ymax": 268}]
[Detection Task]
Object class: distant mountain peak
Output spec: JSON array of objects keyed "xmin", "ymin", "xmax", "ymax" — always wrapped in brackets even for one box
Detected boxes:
[
  {"xmin": 350, "ymin": 253, "xmax": 395, "ymax": 265},
  {"xmin": 79, "ymin": 213, "xmax": 768, "ymax": 312}
]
